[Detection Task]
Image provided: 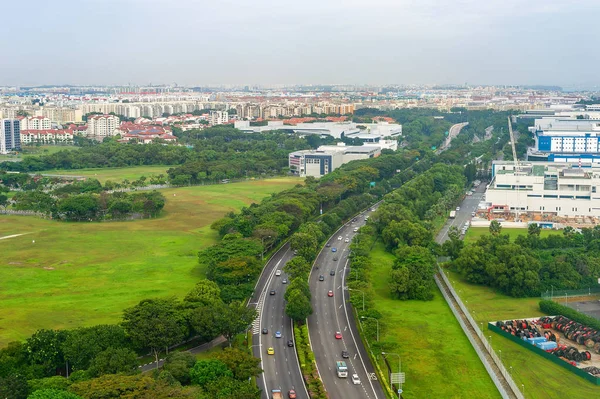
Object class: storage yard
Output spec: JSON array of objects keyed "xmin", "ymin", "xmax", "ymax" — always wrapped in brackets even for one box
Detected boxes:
[{"xmin": 491, "ymin": 316, "xmax": 600, "ymax": 384}]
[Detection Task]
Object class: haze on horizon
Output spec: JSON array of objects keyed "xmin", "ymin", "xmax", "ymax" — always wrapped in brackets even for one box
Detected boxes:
[{"xmin": 1, "ymin": 0, "xmax": 598, "ymax": 88}]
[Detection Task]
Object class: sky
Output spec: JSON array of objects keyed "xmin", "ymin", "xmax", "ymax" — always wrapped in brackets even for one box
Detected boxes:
[{"xmin": 1, "ymin": 0, "xmax": 598, "ymax": 88}]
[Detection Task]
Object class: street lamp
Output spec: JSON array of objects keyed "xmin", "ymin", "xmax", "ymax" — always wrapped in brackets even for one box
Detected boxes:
[
  {"xmin": 349, "ymin": 288, "xmax": 365, "ymax": 311},
  {"xmin": 381, "ymin": 351, "xmax": 402, "ymax": 398},
  {"xmin": 261, "ymin": 235, "xmax": 272, "ymax": 261},
  {"xmin": 361, "ymin": 316, "xmax": 379, "ymax": 342}
]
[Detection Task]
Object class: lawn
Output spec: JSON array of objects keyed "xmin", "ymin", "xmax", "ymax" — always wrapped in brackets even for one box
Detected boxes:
[
  {"xmin": 368, "ymin": 241, "xmax": 500, "ymax": 399},
  {"xmin": 446, "ymin": 228, "xmax": 600, "ymax": 398},
  {"xmin": 37, "ymin": 165, "xmax": 173, "ymax": 183},
  {"xmin": 464, "ymin": 227, "xmax": 555, "ymax": 244},
  {"xmin": 0, "ymin": 177, "xmax": 301, "ymax": 347},
  {"xmin": 0, "ymin": 145, "xmax": 78, "ymax": 161}
]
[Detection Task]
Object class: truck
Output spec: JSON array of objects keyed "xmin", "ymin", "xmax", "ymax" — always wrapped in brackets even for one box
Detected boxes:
[
  {"xmin": 336, "ymin": 361, "xmax": 348, "ymax": 378},
  {"xmin": 449, "ymin": 210, "xmax": 456, "ymax": 218},
  {"xmin": 271, "ymin": 389, "xmax": 282, "ymax": 399}
]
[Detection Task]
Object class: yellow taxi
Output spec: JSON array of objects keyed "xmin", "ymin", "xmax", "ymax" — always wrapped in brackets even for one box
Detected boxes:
[{"xmin": 267, "ymin": 347, "xmax": 275, "ymax": 355}]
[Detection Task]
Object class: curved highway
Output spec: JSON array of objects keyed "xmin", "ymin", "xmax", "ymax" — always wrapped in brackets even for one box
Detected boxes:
[
  {"xmin": 307, "ymin": 209, "xmax": 386, "ymax": 399},
  {"xmin": 251, "ymin": 243, "xmax": 308, "ymax": 399}
]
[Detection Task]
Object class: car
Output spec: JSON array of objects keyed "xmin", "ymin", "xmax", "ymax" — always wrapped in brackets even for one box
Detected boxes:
[
  {"xmin": 331, "ymin": 247, "xmax": 337, "ymax": 252},
  {"xmin": 319, "ymin": 275, "xmax": 324, "ymax": 281},
  {"xmin": 330, "ymin": 269, "xmax": 335, "ymax": 276},
  {"xmin": 275, "ymin": 270, "xmax": 282, "ymax": 276},
  {"xmin": 270, "ymin": 290, "xmax": 276, "ymax": 295},
  {"xmin": 471, "ymin": 211, "xmax": 476, "ymax": 217},
  {"xmin": 287, "ymin": 339, "xmax": 294, "ymax": 347},
  {"xmin": 288, "ymin": 390, "xmax": 297, "ymax": 399},
  {"xmin": 328, "ymin": 290, "xmax": 334, "ymax": 297},
  {"xmin": 267, "ymin": 347, "xmax": 275, "ymax": 355},
  {"xmin": 282, "ymin": 279, "xmax": 288, "ymax": 284},
  {"xmin": 335, "ymin": 331, "xmax": 342, "ymax": 339},
  {"xmin": 275, "ymin": 331, "xmax": 282, "ymax": 338},
  {"xmin": 341, "ymin": 350, "xmax": 349, "ymax": 358},
  {"xmin": 325, "ymin": 243, "xmax": 331, "ymax": 247},
  {"xmin": 293, "ymin": 250, "xmax": 298, "ymax": 255},
  {"xmin": 344, "ymin": 238, "xmax": 349, "ymax": 243},
  {"xmin": 353, "ymin": 227, "xmax": 359, "ymax": 232},
  {"xmin": 352, "ymin": 218, "xmax": 357, "ymax": 222},
  {"xmin": 262, "ymin": 328, "xmax": 268, "ymax": 334},
  {"xmin": 333, "ymin": 256, "xmax": 338, "ymax": 261},
  {"xmin": 338, "ymin": 236, "xmax": 343, "ymax": 240},
  {"xmin": 352, "ymin": 374, "xmax": 361, "ymax": 385},
  {"xmin": 456, "ymin": 206, "xmax": 460, "ymax": 211}
]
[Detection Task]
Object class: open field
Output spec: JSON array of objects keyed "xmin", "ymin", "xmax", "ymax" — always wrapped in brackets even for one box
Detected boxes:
[
  {"xmin": 444, "ymin": 271, "xmax": 600, "ymax": 398},
  {"xmin": 367, "ymin": 241, "xmax": 500, "ymax": 399},
  {"xmin": 0, "ymin": 177, "xmax": 300, "ymax": 347},
  {"xmin": 464, "ymin": 226, "xmax": 555, "ymax": 244},
  {"xmin": 37, "ymin": 165, "xmax": 173, "ymax": 183}
]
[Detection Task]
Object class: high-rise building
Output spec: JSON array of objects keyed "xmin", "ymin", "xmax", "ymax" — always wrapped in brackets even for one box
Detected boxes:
[
  {"xmin": 86, "ymin": 115, "xmax": 120, "ymax": 140},
  {"xmin": 210, "ymin": 111, "xmax": 229, "ymax": 125},
  {"xmin": 1, "ymin": 119, "xmax": 21, "ymax": 154}
]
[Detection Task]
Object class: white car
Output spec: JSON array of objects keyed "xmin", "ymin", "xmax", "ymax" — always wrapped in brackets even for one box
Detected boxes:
[
  {"xmin": 338, "ymin": 236, "xmax": 343, "ymax": 240},
  {"xmin": 275, "ymin": 270, "xmax": 282, "ymax": 276},
  {"xmin": 351, "ymin": 374, "xmax": 361, "ymax": 385},
  {"xmin": 456, "ymin": 206, "xmax": 460, "ymax": 211},
  {"xmin": 344, "ymin": 238, "xmax": 349, "ymax": 243},
  {"xmin": 353, "ymin": 227, "xmax": 359, "ymax": 232}
]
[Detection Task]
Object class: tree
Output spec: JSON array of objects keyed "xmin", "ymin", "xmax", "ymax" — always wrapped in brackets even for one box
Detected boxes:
[
  {"xmin": 0, "ymin": 374, "xmax": 29, "ymax": 399},
  {"xmin": 285, "ymin": 289, "xmax": 313, "ymax": 322},
  {"xmin": 183, "ymin": 280, "xmax": 221, "ymax": 307},
  {"xmin": 25, "ymin": 330, "xmax": 68, "ymax": 376},
  {"xmin": 217, "ymin": 302, "xmax": 257, "ymax": 346},
  {"xmin": 121, "ymin": 298, "xmax": 186, "ymax": 368},
  {"xmin": 203, "ymin": 376, "xmax": 261, "ymax": 399},
  {"xmin": 188, "ymin": 304, "xmax": 225, "ymax": 342},
  {"xmin": 489, "ymin": 220, "xmax": 502, "ymax": 236},
  {"xmin": 390, "ymin": 246, "xmax": 436, "ymax": 300},
  {"xmin": 163, "ymin": 352, "xmax": 197, "ymax": 385},
  {"xmin": 62, "ymin": 325, "xmax": 128, "ymax": 372},
  {"xmin": 87, "ymin": 347, "xmax": 138, "ymax": 377},
  {"xmin": 189, "ymin": 359, "xmax": 232, "ymax": 387},
  {"xmin": 56, "ymin": 194, "xmax": 99, "ymax": 221},
  {"xmin": 441, "ymin": 226, "xmax": 464, "ymax": 260},
  {"xmin": 289, "ymin": 232, "xmax": 318, "ymax": 261},
  {"xmin": 215, "ymin": 348, "xmax": 262, "ymax": 381},
  {"xmin": 528, "ymin": 223, "xmax": 541, "ymax": 237},
  {"xmin": 27, "ymin": 389, "xmax": 82, "ymax": 399},
  {"xmin": 283, "ymin": 257, "xmax": 311, "ymax": 279},
  {"xmin": 284, "ymin": 278, "xmax": 311, "ymax": 301}
]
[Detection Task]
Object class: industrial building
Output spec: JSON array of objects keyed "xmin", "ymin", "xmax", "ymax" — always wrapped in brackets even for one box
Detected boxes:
[
  {"xmin": 485, "ymin": 161, "xmax": 600, "ymax": 218},
  {"xmin": 528, "ymin": 118, "xmax": 600, "ymax": 162},
  {"xmin": 289, "ymin": 143, "xmax": 383, "ymax": 177}
]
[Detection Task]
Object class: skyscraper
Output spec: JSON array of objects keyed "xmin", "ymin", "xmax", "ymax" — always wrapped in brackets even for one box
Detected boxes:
[{"xmin": 0, "ymin": 119, "xmax": 21, "ymax": 154}]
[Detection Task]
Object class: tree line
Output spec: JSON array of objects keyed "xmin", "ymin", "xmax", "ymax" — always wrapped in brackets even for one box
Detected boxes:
[
  {"xmin": 0, "ymin": 280, "xmax": 261, "ymax": 399},
  {"xmin": 450, "ymin": 222, "xmax": 600, "ymax": 297}
]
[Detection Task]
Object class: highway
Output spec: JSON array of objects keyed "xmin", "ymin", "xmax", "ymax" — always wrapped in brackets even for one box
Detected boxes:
[
  {"xmin": 307, "ymin": 209, "xmax": 386, "ymax": 399},
  {"xmin": 436, "ymin": 182, "xmax": 486, "ymax": 245},
  {"xmin": 251, "ymin": 243, "xmax": 308, "ymax": 399},
  {"xmin": 437, "ymin": 122, "xmax": 469, "ymax": 154}
]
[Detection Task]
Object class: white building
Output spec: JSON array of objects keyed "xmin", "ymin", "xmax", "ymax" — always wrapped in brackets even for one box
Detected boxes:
[
  {"xmin": 528, "ymin": 118, "xmax": 600, "ymax": 162},
  {"xmin": 86, "ymin": 114, "xmax": 120, "ymax": 140},
  {"xmin": 1, "ymin": 119, "xmax": 21, "ymax": 154},
  {"xmin": 289, "ymin": 143, "xmax": 383, "ymax": 177},
  {"xmin": 17, "ymin": 116, "xmax": 51, "ymax": 130},
  {"xmin": 210, "ymin": 111, "xmax": 229, "ymax": 125},
  {"xmin": 20, "ymin": 129, "xmax": 74, "ymax": 145},
  {"xmin": 485, "ymin": 160, "xmax": 600, "ymax": 218}
]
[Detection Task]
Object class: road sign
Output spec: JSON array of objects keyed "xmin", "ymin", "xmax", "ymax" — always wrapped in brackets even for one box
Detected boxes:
[
  {"xmin": 391, "ymin": 372, "xmax": 405, "ymax": 384},
  {"xmin": 369, "ymin": 373, "xmax": 377, "ymax": 380}
]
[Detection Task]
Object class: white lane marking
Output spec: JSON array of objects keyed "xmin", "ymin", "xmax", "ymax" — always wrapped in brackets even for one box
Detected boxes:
[{"xmin": 0, "ymin": 233, "xmax": 31, "ymax": 241}]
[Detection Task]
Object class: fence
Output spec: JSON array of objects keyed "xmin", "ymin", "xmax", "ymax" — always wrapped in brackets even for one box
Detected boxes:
[
  {"xmin": 0, "ymin": 209, "xmax": 44, "ymax": 217},
  {"xmin": 541, "ymin": 287, "xmax": 600, "ymax": 301},
  {"xmin": 437, "ymin": 268, "xmax": 524, "ymax": 399}
]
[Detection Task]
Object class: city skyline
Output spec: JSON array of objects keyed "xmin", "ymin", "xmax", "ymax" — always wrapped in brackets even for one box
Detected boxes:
[{"xmin": 1, "ymin": 0, "xmax": 599, "ymax": 88}]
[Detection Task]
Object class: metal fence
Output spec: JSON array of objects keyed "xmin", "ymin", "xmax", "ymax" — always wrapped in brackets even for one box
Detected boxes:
[
  {"xmin": 541, "ymin": 287, "xmax": 600, "ymax": 301},
  {"xmin": 437, "ymin": 268, "xmax": 524, "ymax": 399}
]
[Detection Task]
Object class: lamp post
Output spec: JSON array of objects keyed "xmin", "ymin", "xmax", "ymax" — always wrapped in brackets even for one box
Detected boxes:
[
  {"xmin": 361, "ymin": 316, "xmax": 379, "ymax": 341},
  {"xmin": 261, "ymin": 235, "xmax": 272, "ymax": 261},
  {"xmin": 349, "ymin": 288, "xmax": 365, "ymax": 311},
  {"xmin": 381, "ymin": 351, "xmax": 402, "ymax": 397}
]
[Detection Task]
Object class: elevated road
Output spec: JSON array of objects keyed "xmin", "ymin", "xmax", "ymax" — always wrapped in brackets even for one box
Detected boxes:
[
  {"xmin": 251, "ymin": 243, "xmax": 308, "ymax": 399},
  {"xmin": 437, "ymin": 122, "xmax": 469, "ymax": 154},
  {"xmin": 307, "ymin": 209, "xmax": 386, "ymax": 399}
]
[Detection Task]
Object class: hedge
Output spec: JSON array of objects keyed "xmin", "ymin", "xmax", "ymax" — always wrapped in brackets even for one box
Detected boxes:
[{"xmin": 539, "ymin": 300, "xmax": 600, "ymax": 331}]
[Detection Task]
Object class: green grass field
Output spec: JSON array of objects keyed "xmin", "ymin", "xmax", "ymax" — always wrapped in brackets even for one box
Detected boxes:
[
  {"xmin": 447, "ymin": 228, "xmax": 600, "ymax": 398},
  {"xmin": 0, "ymin": 145, "xmax": 79, "ymax": 161},
  {"xmin": 464, "ymin": 227, "xmax": 555, "ymax": 244},
  {"xmin": 0, "ymin": 177, "xmax": 300, "ymax": 347},
  {"xmin": 368, "ymin": 241, "xmax": 500, "ymax": 399},
  {"xmin": 37, "ymin": 165, "xmax": 172, "ymax": 183}
]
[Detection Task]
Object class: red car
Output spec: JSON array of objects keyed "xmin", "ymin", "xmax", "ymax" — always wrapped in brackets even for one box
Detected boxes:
[
  {"xmin": 288, "ymin": 389, "xmax": 297, "ymax": 399},
  {"xmin": 335, "ymin": 331, "xmax": 342, "ymax": 339},
  {"xmin": 328, "ymin": 290, "xmax": 334, "ymax": 297}
]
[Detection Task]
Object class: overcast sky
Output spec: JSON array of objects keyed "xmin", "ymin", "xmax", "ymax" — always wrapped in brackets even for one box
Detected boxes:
[{"xmin": 1, "ymin": 0, "xmax": 598, "ymax": 87}]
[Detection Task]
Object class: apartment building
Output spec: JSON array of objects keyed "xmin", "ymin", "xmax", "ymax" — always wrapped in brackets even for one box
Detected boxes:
[
  {"xmin": 20, "ymin": 129, "xmax": 74, "ymax": 145},
  {"xmin": 485, "ymin": 161, "xmax": 600, "ymax": 218},
  {"xmin": 210, "ymin": 111, "xmax": 229, "ymax": 125},
  {"xmin": 86, "ymin": 114, "xmax": 120, "ymax": 140},
  {"xmin": 1, "ymin": 119, "xmax": 21, "ymax": 154},
  {"xmin": 17, "ymin": 116, "xmax": 51, "ymax": 130}
]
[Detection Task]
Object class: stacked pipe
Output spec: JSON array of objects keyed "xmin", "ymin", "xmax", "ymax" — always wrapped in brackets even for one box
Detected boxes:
[
  {"xmin": 495, "ymin": 319, "xmax": 542, "ymax": 339},
  {"xmin": 551, "ymin": 346, "xmax": 592, "ymax": 362},
  {"xmin": 549, "ymin": 315, "xmax": 600, "ymax": 354}
]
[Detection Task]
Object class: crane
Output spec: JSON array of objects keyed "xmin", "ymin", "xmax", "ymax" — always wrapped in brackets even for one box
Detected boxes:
[{"xmin": 508, "ymin": 116, "xmax": 521, "ymax": 221}]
